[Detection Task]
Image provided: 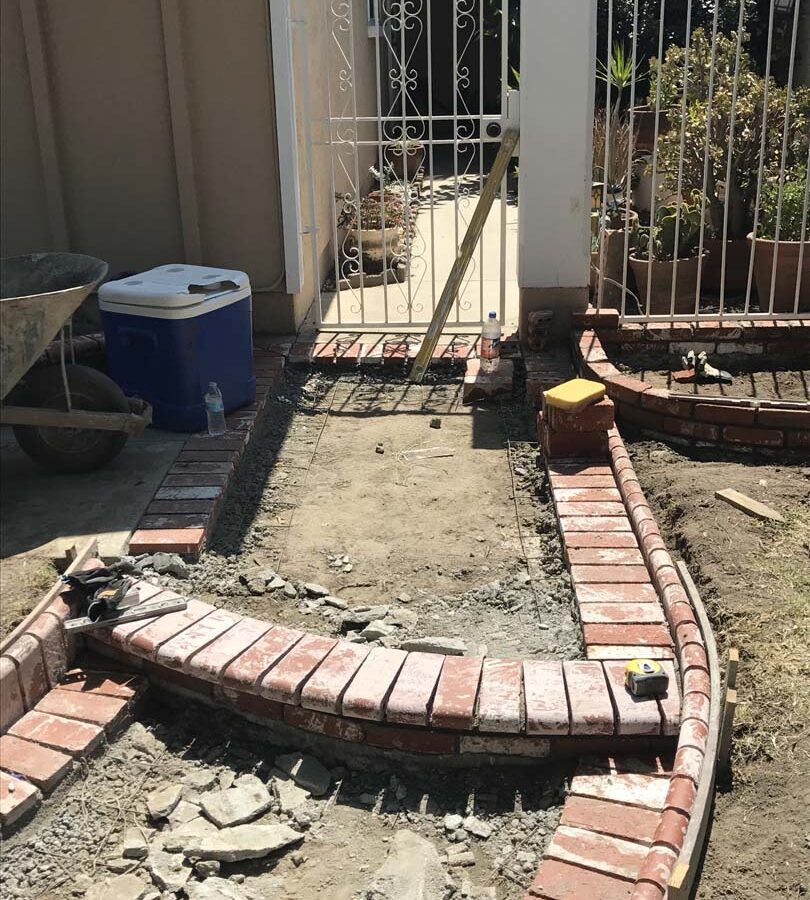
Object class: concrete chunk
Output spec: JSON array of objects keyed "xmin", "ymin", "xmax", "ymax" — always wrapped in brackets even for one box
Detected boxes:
[
  {"xmin": 146, "ymin": 784, "xmax": 182, "ymax": 820},
  {"xmin": 400, "ymin": 637, "xmax": 467, "ymax": 656},
  {"xmin": 199, "ymin": 781, "xmax": 273, "ymax": 828},
  {"xmin": 181, "ymin": 822, "xmax": 304, "ymax": 862},
  {"xmin": 274, "ymin": 753, "xmax": 331, "ymax": 796}
]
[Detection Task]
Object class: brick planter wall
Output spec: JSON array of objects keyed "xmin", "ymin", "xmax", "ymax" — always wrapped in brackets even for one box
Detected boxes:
[{"xmin": 574, "ymin": 311, "xmax": 810, "ymax": 453}]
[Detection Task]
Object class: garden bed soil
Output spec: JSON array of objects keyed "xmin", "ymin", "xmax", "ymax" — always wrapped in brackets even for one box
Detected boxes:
[
  {"xmin": 181, "ymin": 368, "xmax": 581, "ymax": 661},
  {"xmin": 0, "ymin": 555, "xmax": 58, "ymax": 640},
  {"xmin": 629, "ymin": 441, "xmax": 810, "ymax": 900},
  {"xmin": 614, "ymin": 351, "xmax": 810, "ymax": 401}
]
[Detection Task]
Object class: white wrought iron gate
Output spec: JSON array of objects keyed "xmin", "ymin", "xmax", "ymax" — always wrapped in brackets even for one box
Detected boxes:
[{"xmin": 290, "ymin": 0, "xmax": 518, "ymax": 330}]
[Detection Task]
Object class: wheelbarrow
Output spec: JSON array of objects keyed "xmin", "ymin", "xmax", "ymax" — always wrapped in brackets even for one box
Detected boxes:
[{"xmin": 0, "ymin": 253, "xmax": 152, "ymax": 472}]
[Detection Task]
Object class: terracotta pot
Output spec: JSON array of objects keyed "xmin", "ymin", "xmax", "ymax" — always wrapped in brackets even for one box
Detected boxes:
[
  {"xmin": 628, "ymin": 253, "xmax": 708, "ymax": 315},
  {"xmin": 592, "ymin": 212, "xmax": 639, "ymax": 305},
  {"xmin": 386, "ymin": 144, "xmax": 426, "ymax": 181},
  {"xmin": 701, "ymin": 238, "xmax": 751, "ymax": 296},
  {"xmin": 348, "ymin": 227, "xmax": 403, "ymax": 274},
  {"xmin": 748, "ymin": 234, "xmax": 810, "ymax": 313},
  {"xmin": 633, "ymin": 107, "xmax": 671, "ymax": 153}
]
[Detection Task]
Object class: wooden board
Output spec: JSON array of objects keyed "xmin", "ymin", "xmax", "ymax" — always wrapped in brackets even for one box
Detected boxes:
[
  {"xmin": 668, "ymin": 561, "xmax": 723, "ymax": 900},
  {"xmin": 715, "ymin": 488, "xmax": 785, "ymax": 523}
]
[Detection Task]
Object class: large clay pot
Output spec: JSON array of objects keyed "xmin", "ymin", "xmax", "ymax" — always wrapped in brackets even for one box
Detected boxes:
[
  {"xmin": 701, "ymin": 238, "xmax": 751, "ymax": 296},
  {"xmin": 633, "ymin": 107, "xmax": 671, "ymax": 153},
  {"xmin": 592, "ymin": 212, "xmax": 639, "ymax": 305},
  {"xmin": 348, "ymin": 227, "xmax": 403, "ymax": 274},
  {"xmin": 386, "ymin": 143, "xmax": 426, "ymax": 181},
  {"xmin": 748, "ymin": 234, "xmax": 810, "ymax": 313},
  {"xmin": 629, "ymin": 253, "xmax": 708, "ymax": 315}
]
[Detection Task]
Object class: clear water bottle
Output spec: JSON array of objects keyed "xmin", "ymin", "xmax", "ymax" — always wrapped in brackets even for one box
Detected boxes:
[
  {"xmin": 480, "ymin": 311, "xmax": 502, "ymax": 373},
  {"xmin": 204, "ymin": 382, "xmax": 226, "ymax": 435}
]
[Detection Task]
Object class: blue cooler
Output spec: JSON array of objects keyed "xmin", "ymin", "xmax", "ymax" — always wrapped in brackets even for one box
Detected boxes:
[{"xmin": 99, "ymin": 264, "xmax": 256, "ymax": 432}]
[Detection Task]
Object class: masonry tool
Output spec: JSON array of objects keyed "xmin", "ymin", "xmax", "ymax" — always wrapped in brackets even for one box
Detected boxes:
[{"xmin": 625, "ymin": 658, "xmax": 670, "ymax": 697}]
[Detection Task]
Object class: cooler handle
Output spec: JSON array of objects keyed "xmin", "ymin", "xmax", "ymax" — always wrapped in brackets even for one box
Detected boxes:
[
  {"xmin": 187, "ymin": 279, "xmax": 240, "ymax": 294},
  {"xmin": 118, "ymin": 327, "xmax": 158, "ymax": 352}
]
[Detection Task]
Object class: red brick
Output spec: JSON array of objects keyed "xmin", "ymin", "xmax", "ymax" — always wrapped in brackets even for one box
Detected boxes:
[
  {"xmin": 560, "ymin": 795, "xmax": 659, "ymax": 844},
  {"xmin": 155, "ymin": 608, "xmax": 241, "ymax": 671},
  {"xmin": 605, "ymin": 374, "xmax": 651, "ymax": 405},
  {"xmin": 567, "ymin": 548, "xmax": 644, "ymax": 565},
  {"xmin": 583, "ymin": 624, "xmax": 672, "ymax": 648},
  {"xmin": 386, "ymin": 652, "xmax": 444, "ymax": 727},
  {"xmin": 0, "ymin": 734, "xmax": 72, "ymax": 793},
  {"xmin": 576, "ymin": 583, "xmax": 659, "ymax": 604},
  {"xmin": 176, "ymin": 451, "xmax": 238, "ymax": 464},
  {"xmin": 587, "ymin": 645, "xmax": 675, "ymax": 661},
  {"xmin": 579, "ymin": 603, "xmax": 665, "ymax": 624},
  {"xmin": 8, "ymin": 710, "xmax": 103, "ymax": 757},
  {"xmin": 631, "ymin": 882, "xmax": 666, "ymax": 900},
  {"xmin": 221, "ymin": 688, "xmax": 284, "ymax": 721},
  {"xmin": 557, "ymin": 501, "xmax": 626, "ymax": 518},
  {"xmin": 560, "ymin": 516, "xmax": 631, "ymax": 534},
  {"xmin": 662, "ymin": 418, "xmax": 721, "ymax": 442},
  {"xmin": 563, "ymin": 532, "xmax": 639, "ymax": 550},
  {"xmin": 546, "ymin": 398, "xmax": 615, "ymax": 433},
  {"xmin": 342, "ymin": 647, "xmax": 407, "ymax": 722},
  {"xmin": 682, "ymin": 668, "xmax": 711, "ymax": 698},
  {"xmin": 463, "ymin": 358, "xmax": 514, "ymax": 402},
  {"xmin": 694, "ymin": 403, "xmax": 756, "ymax": 425},
  {"xmin": 787, "ymin": 429, "xmax": 810, "ymax": 448},
  {"xmin": 654, "ymin": 807, "xmax": 690, "ymax": 852},
  {"xmin": 679, "ymin": 719, "xmax": 709, "ymax": 754},
  {"xmin": 222, "ymin": 625, "xmax": 304, "ymax": 691},
  {"xmin": 146, "ymin": 499, "xmax": 218, "ymax": 516},
  {"xmin": 602, "ymin": 661, "xmax": 662, "ymax": 736},
  {"xmin": 169, "ymin": 461, "xmax": 233, "ymax": 475},
  {"xmin": 542, "ymin": 428, "xmax": 609, "ymax": 459},
  {"xmin": 641, "ymin": 389, "xmax": 691, "ymax": 418},
  {"xmin": 673, "ymin": 745, "xmax": 704, "ymax": 784},
  {"xmin": 261, "ymin": 634, "xmax": 338, "ymax": 703},
  {"xmin": 665, "ymin": 774, "xmax": 697, "ymax": 816},
  {"xmin": 299, "ymin": 641, "xmax": 370, "ymax": 715},
  {"xmin": 35, "ymin": 688, "xmax": 128, "ymax": 734},
  {"xmin": 549, "ymin": 474, "xmax": 617, "ymax": 488},
  {"xmin": 616, "ymin": 400, "xmax": 664, "ymax": 431},
  {"xmin": 0, "ymin": 771, "xmax": 41, "ymax": 828},
  {"xmin": 477, "ymin": 658, "xmax": 523, "ymax": 733},
  {"xmin": 528, "ymin": 858, "xmax": 633, "ymax": 900},
  {"xmin": 162, "ymin": 473, "xmax": 229, "ymax": 488},
  {"xmin": 680, "ymin": 690, "xmax": 710, "ymax": 727},
  {"xmin": 523, "ymin": 660, "xmax": 568, "ymax": 735},
  {"xmin": 680, "ymin": 643, "xmax": 709, "ymax": 671},
  {"xmin": 636, "ymin": 845, "xmax": 679, "ymax": 893},
  {"xmin": 0, "ymin": 657, "xmax": 25, "ymax": 732},
  {"xmin": 364, "ymin": 723, "xmax": 457, "ymax": 754},
  {"xmin": 554, "ymin": 487, "xmax": 621, "ymax": 503},
  {"xmin": 546, "ymin": 823, "xmax": 648, "ymax": 880},
  {"xmin": 128, "ymin": 599, "xmax": 213, "ymax": 659},
  {"xmin": 723, "ymin": 425, "xmax": 784, "ymax": 447},
  {"xmin": 570, "ymin": 771, "xmax": 669, "ymax": 809},
  {"xmin": 431, "ymin": 656, "xmax": 483, "ymax": 730},
  {"xmin": 137, "ymin": 513, "xmax": 211, "ymax": 530},
  {"xmin": 183, "ymin": 437, "xmax": 245, "ymax": 453},
  {"xmin": 24, "ymin": 613, "xmax": 67, "ymax": 689},
  {"xmin": 572, "ymin": 565, "xmax": 651, "ymax": 585},
  {"xmin": 58, "ymin": 670, "xmax": 141, "ymax": 700},
  {"xmin": 564, "ymin": 661, "xmax": 614, "ymax": 735},
  {"xmin": 2, "ymin": 636, "xmax": 49, "ymax": 710},
  {"xmin": 656, "ymin": 661, "xmax": 681, "ymax": 736},
  {"xmin": 547, "ymin": 462, "xmax": 613, "ymax": 476},
  {"xmin": 129, "ymin": 528, "xmax": 206, "ymax": 554},
  {"xmin": 282, "ymin": 705, "xmax": 365, "ymax": 743},
  {"xmin": 191, "ymin": 617, "xmax": 271, "ymax": 681}
]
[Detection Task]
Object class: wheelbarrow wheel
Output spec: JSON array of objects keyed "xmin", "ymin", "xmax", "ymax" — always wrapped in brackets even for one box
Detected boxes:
[{"xmin": 12, "ymin": 364, "xmax": 131, "ymax": 473}]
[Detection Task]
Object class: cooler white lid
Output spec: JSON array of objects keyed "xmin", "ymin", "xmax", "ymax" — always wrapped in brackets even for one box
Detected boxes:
[{"xmin": 98, "ymin": 264, "xmax": 250, "ymax": 310}]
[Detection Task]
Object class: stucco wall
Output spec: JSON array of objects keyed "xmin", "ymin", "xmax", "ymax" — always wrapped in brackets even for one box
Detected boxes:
[{"xmin": 1, "ymin": 0, "xmax": 376, "ymax": 334}]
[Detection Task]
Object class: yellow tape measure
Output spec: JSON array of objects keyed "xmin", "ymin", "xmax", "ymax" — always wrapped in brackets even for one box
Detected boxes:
[{"xmin": 625, "ymin": 659, "xmax": 670, "ymax": 697}]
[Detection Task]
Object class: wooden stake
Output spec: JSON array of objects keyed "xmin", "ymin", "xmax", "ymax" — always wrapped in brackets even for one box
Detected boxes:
[
  {"xmin": 726, "ymin": 647, "xmax": 739, "ymax": 690},
  {"xmin": 717, "ymin": 687, "xmax": 738, "ymax": 780},
  {"xmin": 715, "ymin": 488, "xmax": 785, "ymax": 523}
]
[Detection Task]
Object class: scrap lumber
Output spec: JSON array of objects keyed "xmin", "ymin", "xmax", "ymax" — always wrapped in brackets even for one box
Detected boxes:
[{"xmin": 715, "ymin": 488, "xmax": 785, "ymax": 523}]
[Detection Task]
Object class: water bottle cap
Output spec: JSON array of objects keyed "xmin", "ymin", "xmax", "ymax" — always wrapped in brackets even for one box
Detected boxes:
[{"xmin": 488, "ymin": 311, "xmax": 497, "ymax": 318}]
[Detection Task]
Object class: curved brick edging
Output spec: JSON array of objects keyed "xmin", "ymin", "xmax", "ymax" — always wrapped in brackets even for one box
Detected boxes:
[{"xmin": 574, "ymin": 311, "xmax": 810, "ymax": 453}]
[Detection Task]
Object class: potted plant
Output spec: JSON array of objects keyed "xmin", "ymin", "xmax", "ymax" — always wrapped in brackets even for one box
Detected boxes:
[
  {"xmin": 749, "ymin": 174, "xmax": 810, "ymax": 313},
  {"xmin": 337, "ymin": 191, "xmax": 407, "ymax": 274},
  {"xmin": 629, "ymin": 191, "xmax": 707, "ymax": 314},
  {"xmin": 652, "ymin": 29, "xmax": 810, "ymax": 296},
  {"xmin": 385, "ymin": 139, "xmax": 426, "ymax": 181}
]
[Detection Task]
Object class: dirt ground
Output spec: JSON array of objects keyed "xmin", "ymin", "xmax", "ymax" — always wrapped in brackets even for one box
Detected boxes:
[
  {"xmin": 614, "ymin": 351, "xmax": 810, "ymax": 401},
  {"xmin": 629, "ymin": 440, "xmax": 810, "ymax": 900},
  {"xmin": 185, "ymin": 368, "xmax": 581, "ymax": 660}
]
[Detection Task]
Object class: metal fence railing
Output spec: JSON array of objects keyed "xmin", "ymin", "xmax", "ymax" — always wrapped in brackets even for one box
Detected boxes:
[{"xmin": 592, "ymin": 0, "xmax": 809, "ymax": 322}]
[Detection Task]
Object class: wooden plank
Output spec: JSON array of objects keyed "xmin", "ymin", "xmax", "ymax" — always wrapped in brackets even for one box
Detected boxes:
[
  {"xmin": 715, "ymin": 488, "xmax": 785, "ymax": 523},
  {"xmin": 0, "ymin": 405, "xmax": 151, "ymax": 435},
  {"xmin": 717, "ymin": 688, "xmax": 738, "ymax": 781},
  {"xmin": 64, "ymin": 598, "xmax": 188, "ymax": 634},
  {"xmin": 668, "ymin": 562, "xmax": 723, "ymax": 900},
  {"xmin": 726, "ymin": 647, "xmax": 739, "ymax": 690}
]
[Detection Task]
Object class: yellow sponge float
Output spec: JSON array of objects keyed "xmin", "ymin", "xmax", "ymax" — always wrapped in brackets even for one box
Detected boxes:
[{"xmin": 543, "ymin": 378, "xmax": 606, "ymax": 412}]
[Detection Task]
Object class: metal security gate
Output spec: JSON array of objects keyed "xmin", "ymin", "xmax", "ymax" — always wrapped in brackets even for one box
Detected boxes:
[{"xmin": 290, "ymin": 0, "xmax": 518, "ymax": 330}]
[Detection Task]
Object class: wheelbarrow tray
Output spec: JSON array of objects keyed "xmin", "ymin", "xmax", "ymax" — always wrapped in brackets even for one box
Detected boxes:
[{"xmin": 0, "ymin": 253, "xmax": 108, "ymax": 401}]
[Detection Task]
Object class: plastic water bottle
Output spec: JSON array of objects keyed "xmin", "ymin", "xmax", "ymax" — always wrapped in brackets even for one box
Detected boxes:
[
  {"xmin": 204, "ymin": 382, "xmax": 226, "ymax": 435},
  {"xmin": 480, "ymin": 311, "xmax": 502, "ymax": 373}
]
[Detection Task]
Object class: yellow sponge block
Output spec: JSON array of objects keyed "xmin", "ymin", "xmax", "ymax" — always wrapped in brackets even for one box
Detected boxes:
[{"xmin": 543, "ymin": 378, "xmax": 606, "ymax": 412}]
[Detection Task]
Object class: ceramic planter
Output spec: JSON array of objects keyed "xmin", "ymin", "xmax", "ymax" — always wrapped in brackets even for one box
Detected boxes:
[
  {"xmin": 628, "ymin": 252, "xmax": 708, "ymax": 315},
  {"xmin": 348, "ymin": 226, "xmax": 404, "ymax": 274},
  {"xmin": 748, "ymin": 234, "xmax": 810, "ymax": 313},
  {"xmin": 386, "ymin": 144, "xmax": 426, "ymax": 181},
  {"xmin": 701, "ymin": 238, "xmax": 751, "ymax": 296}
]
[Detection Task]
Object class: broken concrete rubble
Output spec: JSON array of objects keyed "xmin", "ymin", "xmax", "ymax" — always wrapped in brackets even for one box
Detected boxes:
[
  {"xmin": 199, "ymin": 779, "xmax": 273, "ymax": 828},
  {"xmin": 359, "ymin": 829, "xmax": 447, "ymax": 900},
  {"xmin": 84, "ymin": 874, "xmax": 151, "ymax": 900},
  {"xmin": 400, "ymin": 636, "xmax": 468, "ymax": 656},
  {"xmin": 274, "ymin": 753, "xmax": 331, "ymax": 796},
  {"xmin": 181, "ymin": 822, "xmax": 303, "ymax": 862},
  {"xmin": 145, "ymin": 784, "xmax": 182, "ymax": 820}
]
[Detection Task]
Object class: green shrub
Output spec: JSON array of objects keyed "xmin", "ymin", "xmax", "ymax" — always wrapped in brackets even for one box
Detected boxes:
[{"xmin": 758, "ymin": 175, "xmax": 809, "ymax": 242}]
